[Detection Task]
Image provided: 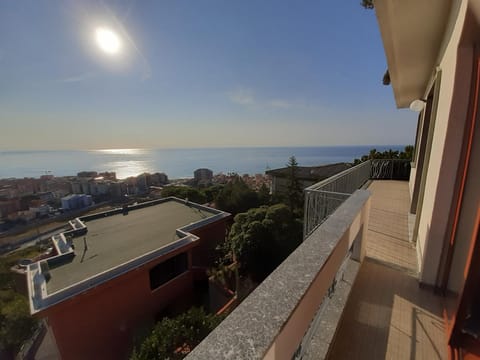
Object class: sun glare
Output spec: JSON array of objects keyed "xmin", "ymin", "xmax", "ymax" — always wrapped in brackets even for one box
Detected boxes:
[
  {"xmin": 95, "ymin": 27, "xmax": 122, "ymax": 55},
  {"xmin": 96, "ymin": 148, "xmax": 145, "ymax": 155}
]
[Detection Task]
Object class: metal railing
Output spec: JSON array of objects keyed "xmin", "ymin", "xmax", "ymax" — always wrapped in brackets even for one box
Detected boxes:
[
  {"xmin": 371, "ymin": 159, "xmax": 411, "ymax": 180},
  {"xmin": 303, "ymin": 161, "xmax": 372, "ymax": 238},
  {"xmin": 303, "ymin": 159, "xmax": 411, "ymax": 239}
]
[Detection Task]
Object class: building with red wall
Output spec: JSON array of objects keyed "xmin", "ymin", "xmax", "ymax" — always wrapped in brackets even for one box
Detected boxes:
[{"xmin": 26, "ymin": 197, "xmax": 230, "ymax": 359}]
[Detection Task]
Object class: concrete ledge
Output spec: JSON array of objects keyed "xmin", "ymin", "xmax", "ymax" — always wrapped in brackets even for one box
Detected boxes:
[
  {"xmin": 303, "ymin": 258, "xmax": 361, "ymax": 359},
  {"xmin": 187, "ymin": 189, "xmax": 371, "ymax": 360}
]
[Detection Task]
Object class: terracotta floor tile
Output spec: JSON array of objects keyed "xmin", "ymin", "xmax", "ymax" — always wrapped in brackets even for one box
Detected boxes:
[{"xmin": 327, "ymin": 181, "xmax": 447, "ymax": 360}]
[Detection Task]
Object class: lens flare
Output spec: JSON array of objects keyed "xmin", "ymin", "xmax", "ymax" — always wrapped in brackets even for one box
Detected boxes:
[{"xmin": 95, "ymin": 27, "xmax": 121, "ymax": 55}]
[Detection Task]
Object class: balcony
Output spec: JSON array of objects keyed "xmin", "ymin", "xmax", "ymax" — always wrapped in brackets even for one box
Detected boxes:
[
  {"xmin": 187, "ymin": 160, "xmax": 446, "ymax": 359},
  {"xmin": 310, "ymin": 180, "xmax": 446, "ymax": 359}
]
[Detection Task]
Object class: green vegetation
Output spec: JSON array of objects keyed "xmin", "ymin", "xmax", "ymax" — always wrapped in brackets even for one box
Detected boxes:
[
  {"xmin": 0, "ymin": 290, "xmax": 37, "ymax": 354},
  {"xmin": 202, "ymin": 185, "xmax": 223, "ymax": 203},
  {"xmin": 221, "ymin": 204, "xmax": 302, "ymax": 283},
  {"xmin": 206, "ymin": 158, "xmax": 304, "ymax": 284},
  {"xmin": 0, "ymin": 247, "xmax": 41, "ymax": 354},
  {"xmin": 0, "ymin": 245, "xmax": 43, "ymax": 291},
  {"xmin": 215, "ymin": 176, "xmax": 268, "ymax": 215},
  {"xmin": 161, "ymin": 186, "xmax": 207, "ymax": 204},
  {"xmin": 156, "ymin": 160, "xmax": 304, "ymax": 345},
  {"xmin": 130, "ymin": 307, "xmax": 223, "ymax": 360},
  {"xmin": 284, "ymin": 156, "xmax": 303, "ymax": 215},
  {"xmin": 161, "ymin": 178, "xmax": 270, "ymax": 216},
  {"xmin": 361, "ymin": 0, "xmax": 374, "ymax": 9},
  {"xmin": 138, "ymin": 159, "xmax": 304, "ymax": 356},
  {"xmin": 257, "ymin": 183, "xmax": 271, "ymax": 205},
  {"xmin": 353, "ymin": 145, "xmax": 414, "ymax": 165}
]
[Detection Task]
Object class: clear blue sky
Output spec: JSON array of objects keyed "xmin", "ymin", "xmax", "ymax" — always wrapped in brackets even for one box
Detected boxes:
[{"xmin": 0, "ymin": 0, "xmax": 415, "ymax": 150}]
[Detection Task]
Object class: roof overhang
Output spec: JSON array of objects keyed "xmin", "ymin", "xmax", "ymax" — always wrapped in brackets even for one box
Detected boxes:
[{"xmin": 374, "ymin": 0, "xmax": 453, "ymax": 108}]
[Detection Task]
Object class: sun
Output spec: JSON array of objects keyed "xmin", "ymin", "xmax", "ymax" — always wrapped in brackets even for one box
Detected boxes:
[{"xmin": 95, "ymin": 27, "xmax": 122, "ymax": 55}]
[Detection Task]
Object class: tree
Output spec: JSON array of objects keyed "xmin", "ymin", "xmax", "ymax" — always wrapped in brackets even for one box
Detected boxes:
[
  {"xmin": 202, "ymin": 185, "xmax": 223, "ymax": 203},
  {"xmin": 257, "ymin": 183, "xmax": 271, "ymax": 205},
  {"xmin": 369, "ymin": 148, "xmax": 380, "ymax": 159},
  {"xmin": 361, "ymin": 0, "xmax": 374, "ymax": 9},
  {"xmin": 0, "ymin": 290, "xmax": 37, "ymax": 353},
  {"xmin": 225, "ymin": 204, "xmax": 302, "ymax": 282},
  {"xmin": 285, "ymin": 156, "xmax": 303, "ymax": 215},
  {"xmin": 384, "ymin": 148, "xmax": 399, "ymax": 159},
  {"xmin": 0, "ymin": 248, "xmax": 41, "ymax": 354},
  {"xmin": 215, "ymin": 176, "xmax": 263, "ymax": 215},
  {"xmin": 353, "ymin": 146, "xmax": 414, "ymax": 164},
  {"xmin": 161, "ymin": 186, "xmax": 206, "ymax": 204},
  {"xmin": 0, "ymin": 260, "xmax": 13, "ymax": 290},
  {"xmin": 130, "ymin": 307, "xmax": 223, "ymax": 360},
  {"xmin": 400, "ymin": 145, "xmax": 414, "ymax": 160}
]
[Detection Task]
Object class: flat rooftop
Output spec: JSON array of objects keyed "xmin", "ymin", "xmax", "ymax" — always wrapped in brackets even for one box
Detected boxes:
[{"xmin": 46, "ymin": 200, "xmax": 216, "ymax": 294}]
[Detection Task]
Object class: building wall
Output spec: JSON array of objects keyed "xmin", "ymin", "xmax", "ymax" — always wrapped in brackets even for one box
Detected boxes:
[
  {"xmin": 42, "ymin": 247, "xmax": 196, "ymax": 360},
  {"xmin": 445, "ymin": 3, "xmax": 480, "ymax": 292},
  {"xmin": 416, "ymin": 0, "xmax": 477, "ymax": 288},
  {"xmin": 270, "ymin": 176, "xmax": 315, "ymax": 195},
  {"xmin": 190, "ymin": 218, "xmax": 230, "ymax": 268},
  {"xmin": 39, "ymin": 219, "xmax": 228, "ymax": 360},
  {"xmin": 194, "ymin": 168, "xmax": 213, "ymax": 185},
  {"xmin": 0, "ymin": 198, "xmax": 21, "ymax": 218},
  {"xmin": 408, "ymin": 165, "xmax": 416, "ymax": 199}
]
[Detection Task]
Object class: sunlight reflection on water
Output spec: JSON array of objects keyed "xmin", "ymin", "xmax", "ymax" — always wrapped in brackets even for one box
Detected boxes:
[
  {"xmin": 0, "ymin": 146, "xmax": 406, "ymax": 179},
  {"xmin": 93, "ymin": 149, "xmax": 155, "ymax": 179},
  {"xmin": 94, "ymin": 148, "xmax": 149, "ymax": 155},
  {"xmin": 105, "ymin": 160, "xmax": 155, "ymax": 179}
]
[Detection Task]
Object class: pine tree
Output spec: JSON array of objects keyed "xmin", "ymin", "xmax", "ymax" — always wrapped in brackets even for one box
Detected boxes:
[{"xmin": 285, "ymin": 156, "xmax": 303, "ymax": 214}]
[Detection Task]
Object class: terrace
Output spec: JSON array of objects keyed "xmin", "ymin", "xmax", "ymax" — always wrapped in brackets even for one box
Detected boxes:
[
  {"xmin": 311, "ymin": 181, "xmax": 445, "ymax": 359},
  {"xmin": 46, "ymin": 201, "xmax": 214, "ymax": 293},
  {"xmin": 187, "ymin": 160, "xmax": 447, "ymax": 359}
]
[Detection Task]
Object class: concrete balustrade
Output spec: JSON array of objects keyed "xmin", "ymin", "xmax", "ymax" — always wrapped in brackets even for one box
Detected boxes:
[{"xmin": 187, "ymin": 189, "xmax": 371, "ymax": 360}]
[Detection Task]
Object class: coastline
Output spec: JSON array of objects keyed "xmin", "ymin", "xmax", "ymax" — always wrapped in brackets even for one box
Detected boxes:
[{"xmin": 0, "ymin": 145, "xmax": 406, "ymax": 180}]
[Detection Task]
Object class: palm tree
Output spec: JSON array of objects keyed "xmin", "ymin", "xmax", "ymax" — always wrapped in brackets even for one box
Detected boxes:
[
  {"xmin": 369, "ymin": 149, "xmax": 379, "ymax": 159},
  {"xmin": 401, "ymin": 145, "xmax": 414, "ymax": 160},
  {"xmin": 384, "ymin": 149, "xmax": 399, "ymax": 159}
]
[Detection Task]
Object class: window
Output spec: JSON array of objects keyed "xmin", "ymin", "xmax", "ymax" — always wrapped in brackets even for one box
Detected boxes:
[{"xmin": 149, "ymin": 253, "xmax": 188, "ymax": 290}]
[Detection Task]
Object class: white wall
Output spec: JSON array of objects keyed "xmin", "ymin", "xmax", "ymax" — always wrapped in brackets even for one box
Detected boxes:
[
  {"xmin": 416, "ymin": 0, "xmax": 475, "ymax": 286},
  {"xmin": 409, "ymin": 165, "xmax": 416, "ymax": 200}
]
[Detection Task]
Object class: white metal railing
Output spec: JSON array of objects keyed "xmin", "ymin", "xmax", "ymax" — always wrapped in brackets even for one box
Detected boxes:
[
  {"xmin": 303, "ymin": 161, "xmax": 371, "ymax": 238},
  {"xmin": 370, "ymin": 159, "xmax": 411, "ymax": 180}
]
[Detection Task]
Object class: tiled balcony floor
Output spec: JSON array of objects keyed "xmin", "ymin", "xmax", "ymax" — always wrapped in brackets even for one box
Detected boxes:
[{"xmin": 327, "ymin": 181, "xmax": 447, "ymax": 360}]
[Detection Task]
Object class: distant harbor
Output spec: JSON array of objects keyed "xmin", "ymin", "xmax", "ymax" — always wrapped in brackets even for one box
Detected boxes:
[{"xmin": 0, "ymin": 146, "xmax": 405, "ymax": 180}]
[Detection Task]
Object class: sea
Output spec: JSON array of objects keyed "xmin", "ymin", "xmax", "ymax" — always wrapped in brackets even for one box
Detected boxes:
[{"xmin": 0, "ymin": 146, "xmax": 405, "ymax": 180}]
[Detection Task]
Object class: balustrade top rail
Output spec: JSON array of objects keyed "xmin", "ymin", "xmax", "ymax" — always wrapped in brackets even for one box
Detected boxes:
[
  {"xmin": 303, "ymin": 161, "xmax": 372, "ymax": 238},
  {"xmin": 305, "ymin": 160, "xmax": 372, "ymax": 194},
  {"xmin": 187, "ymin": 190, "xmax": 371, "ymax": 360}
]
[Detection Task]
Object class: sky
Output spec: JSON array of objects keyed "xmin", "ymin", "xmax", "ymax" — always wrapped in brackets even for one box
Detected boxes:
[{"xmin": 0, "ymin": 1, "xmax": 416, "ymax": 150}]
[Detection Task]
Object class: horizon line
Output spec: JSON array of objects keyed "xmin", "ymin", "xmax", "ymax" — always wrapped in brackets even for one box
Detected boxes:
[{"xmin": 0, "ymin": 144, "xmax": 410, "ymax": 152}]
